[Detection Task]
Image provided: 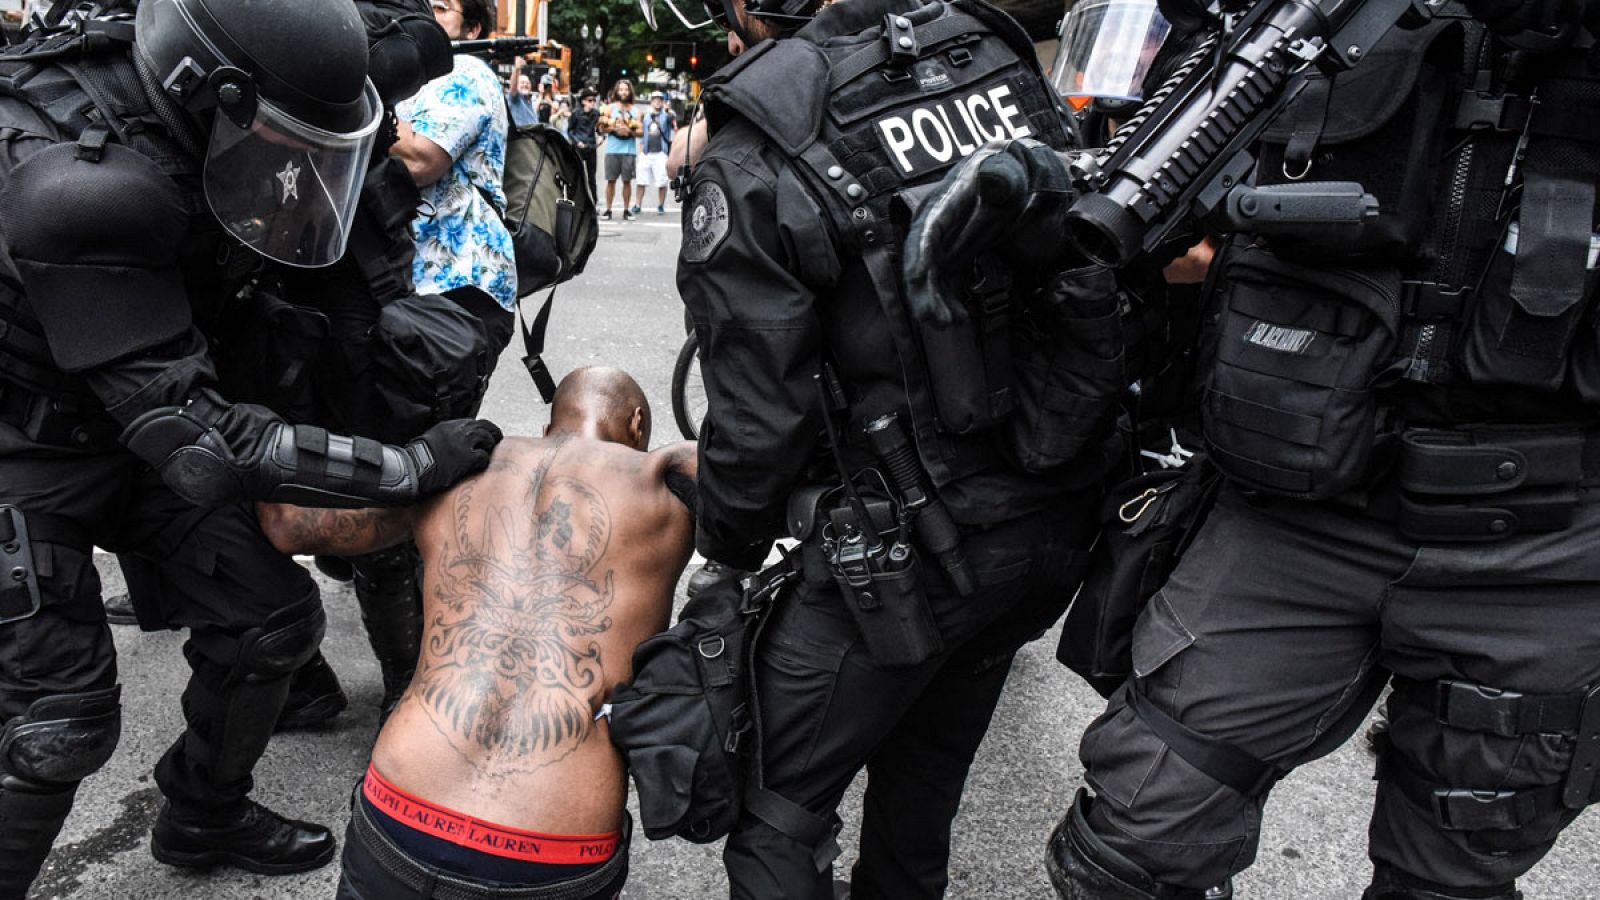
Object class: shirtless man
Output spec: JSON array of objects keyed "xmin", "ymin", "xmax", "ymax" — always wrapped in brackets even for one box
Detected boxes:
[{"xmin": 257, "ymin": 368, "xmax": 696, "ymax": 900}]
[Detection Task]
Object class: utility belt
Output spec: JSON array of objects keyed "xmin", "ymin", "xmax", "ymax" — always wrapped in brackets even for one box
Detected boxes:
[
  {"xmin": 0, "ymin": 373, "xmax": 118, "ymax": 451},
  {"xmin": 1357, "ymin": 425, "xmax": 1600, "ymax": 542}
]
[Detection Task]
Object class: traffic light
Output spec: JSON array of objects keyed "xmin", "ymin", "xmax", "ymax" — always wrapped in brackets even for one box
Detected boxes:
[
  {"xmin": 690, "ymin": 53, "xmax": 698, "ymax": 67},
  {"xmin": 646, "ymin": 51, "xmax": 654, "ymax": 64}
]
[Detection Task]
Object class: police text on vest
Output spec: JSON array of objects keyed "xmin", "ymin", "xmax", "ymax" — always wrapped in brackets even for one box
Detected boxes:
[{"xmin": 876, "ymin": 85, "xmax": 1033, "ymax": 176}]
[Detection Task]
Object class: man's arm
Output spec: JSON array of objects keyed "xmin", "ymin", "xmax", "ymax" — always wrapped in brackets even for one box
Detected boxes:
[
  {"xmin": 676, "ymin": 147, "xmax": 840, "ymax": 570},
  {"xmin": 256, "ymin": 503, "xmax": 419, "ymax": 557},
  {"xmin": 390, "ymin": 119, "xmax": 452, "ymax": 185}
]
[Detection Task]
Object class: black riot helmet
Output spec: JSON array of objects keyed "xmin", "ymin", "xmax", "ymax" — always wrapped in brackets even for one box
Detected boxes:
[
  {"xmin": 701, "ymin": 0, "xmax": 823, "ymax": 44},
  {"xmin": 134, "ymin": 0, "xmax": 383, "ymax": 267}
]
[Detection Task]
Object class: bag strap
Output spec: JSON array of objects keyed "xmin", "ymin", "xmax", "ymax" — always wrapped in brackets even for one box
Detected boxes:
[
  {"xmin": 519, "ymin": 285, "xmax": 558, "ymax": 403},
  {"xmin": 739, "ymin": 552, "xmax": 842, "ymax": 872}
]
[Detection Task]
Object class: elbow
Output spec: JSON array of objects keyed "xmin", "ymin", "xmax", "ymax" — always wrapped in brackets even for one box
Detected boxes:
[{"xmin": 255, "ymin": 503, "xmax": 301, "ymax": 556}]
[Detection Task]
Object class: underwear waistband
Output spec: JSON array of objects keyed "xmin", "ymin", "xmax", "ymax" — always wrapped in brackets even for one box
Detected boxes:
[{"xmin": 361, "ymin": 765, "xmax": 621, "ymax": 866}]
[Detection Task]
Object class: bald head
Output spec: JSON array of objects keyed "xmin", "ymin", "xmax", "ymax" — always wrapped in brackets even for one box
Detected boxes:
[{"xmin": 547, "ymin": 367, "xmax": 652, "ymax": 450}]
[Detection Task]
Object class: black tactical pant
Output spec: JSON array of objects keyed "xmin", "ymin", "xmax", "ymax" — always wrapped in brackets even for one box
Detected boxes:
[
  {"xmin": 724, "ymin": 502, "xmax": 1097, "ymax": 900},
  {"xmin": 1078, "ymin": 484, "xmax": 1600, "ymax": 892},
  {"xmin": 0, "ymin": 427, "xmax": 319, "ymax": 807}
]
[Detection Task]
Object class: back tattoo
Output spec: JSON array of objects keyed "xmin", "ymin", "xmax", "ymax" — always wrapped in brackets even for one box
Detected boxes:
[{"xmin": 415, "ymin": 440, "xmax": 617, "ymax": 774}]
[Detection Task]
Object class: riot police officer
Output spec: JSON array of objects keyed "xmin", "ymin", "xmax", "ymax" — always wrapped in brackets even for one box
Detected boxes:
[
  {"xmin": 676, "ymin": 0, "xmax": 1123, "ymax": 896},
  {"xmin": 919, "ymin": 1, "xmax": 1600, "ymax": 898},
  {"xmin": 0, "ymin": 0, "xmax": 502, "ymax": 894}
]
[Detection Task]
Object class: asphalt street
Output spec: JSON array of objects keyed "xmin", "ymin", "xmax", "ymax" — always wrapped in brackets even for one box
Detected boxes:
[{"xmin": 30, "ymin": 201, "xmax": 1600, "ymax": 899}]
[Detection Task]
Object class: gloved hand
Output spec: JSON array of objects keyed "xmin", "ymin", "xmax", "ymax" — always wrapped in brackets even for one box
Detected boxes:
[
  {"xmin": 903, "ymin": 139, "xmax": 1077, "ymax": 327},
  {"xmin": 404, "ymin": 418, "xmax": 504, "ymax": 497},
  {"xmin": 1464, "ymin": 0, "xmax": 1600, "ymax": 52}
]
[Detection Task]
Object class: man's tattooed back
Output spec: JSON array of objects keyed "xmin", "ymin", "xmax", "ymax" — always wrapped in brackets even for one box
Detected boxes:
[{"xmin": 260, "ymin": 427, "xmax": 697, "ymax": 838}]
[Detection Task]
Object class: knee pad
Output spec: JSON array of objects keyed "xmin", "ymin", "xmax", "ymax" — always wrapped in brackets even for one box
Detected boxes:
[
  {"xmin": 1363, "ymin": 864, "xmax": 1521, "ymax": 900},
  {"xmin": 1046, "ymin": 789, "xmax": 1216, "ymax": 900},
  {"xmin": 235, "ymin": 596, "xmax": 326, "ymax": 680},
  {"xmin": 0, "ymin": 686, "xmax": 121, "ymax": 788}
]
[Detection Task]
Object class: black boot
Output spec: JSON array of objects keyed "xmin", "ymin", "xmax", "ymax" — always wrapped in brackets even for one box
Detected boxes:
[
  {"xmin": 1363, "ymin": 865, "xmax": 1521, "ymax": 900},
  {"xmin": 1046, "ymin": 790, "xmax": 1220, "ymax": 900},
  {"xmin": 102, "ymin": 592, "xmax": 139, "ymax": 626},
  {"xmin": 351, "ymin": 545, "xmax": 423, "ymax": 717},
  {"xmin": 150, "ymin": 799, "xmax": 336, "ymax": 875},
  {"xmin": 274, "ymin": 652, "xmax": 348, "ymax": 732}
]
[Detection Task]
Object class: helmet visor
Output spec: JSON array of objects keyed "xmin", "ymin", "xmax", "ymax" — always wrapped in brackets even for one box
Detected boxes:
[
  {"xmin": 202, "ymin": 80, "xmax": 382, "ymax": 268},
  {"xmin": 1051, "ymin": 0, "xmax": 1171, "ymax": 111}
]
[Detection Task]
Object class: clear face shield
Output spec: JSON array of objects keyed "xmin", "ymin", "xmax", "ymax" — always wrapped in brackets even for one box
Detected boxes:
[
  {"xmin": 1051, "ymin": 0, "xmax": 1172, "ymax": 111},
  {"xmin": 201, "ymin": 81, "xmax": 382, "ymax": 268},
  {"xmin": 638, "ymin": 0, "xmax": 717, "ymax": 30}
]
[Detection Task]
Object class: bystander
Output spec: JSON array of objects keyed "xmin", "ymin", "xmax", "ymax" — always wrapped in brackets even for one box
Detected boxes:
[
  {"xmin": 598, "ymin": 78, "xmax": 641, "ymax": 221},
  {"xmin": 635, "ymin": 90, "xmax": 674, "ymax": 215}
]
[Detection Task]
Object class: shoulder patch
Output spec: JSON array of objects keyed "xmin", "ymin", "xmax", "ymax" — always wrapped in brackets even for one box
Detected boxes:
[{"xmin": 681, "ymin": 181, "xmax": 731, "ymax": 264}]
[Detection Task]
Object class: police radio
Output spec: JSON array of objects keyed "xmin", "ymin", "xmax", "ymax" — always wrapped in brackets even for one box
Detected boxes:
[{"xmin": 1065, "ymin": 0, "xmax": 1444, "ymax": 268}]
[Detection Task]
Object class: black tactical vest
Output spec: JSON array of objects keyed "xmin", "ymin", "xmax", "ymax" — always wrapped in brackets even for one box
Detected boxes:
[
  {"xmin": 699, "ymin": 0, "xmax": 1078, "ymax": 496},
  {"xmin": 1201, "ymin": 9, "xmax": 1600, "ymax": 499},
  {"xmin": 0, "ymin": 24, "xmax": 207, "ymax": 440}
]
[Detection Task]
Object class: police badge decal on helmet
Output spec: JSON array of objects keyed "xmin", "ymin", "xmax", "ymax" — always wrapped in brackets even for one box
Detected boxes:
[{"xmin": 684, "ymin": 181, "xmax": 731, "ymax": 263}]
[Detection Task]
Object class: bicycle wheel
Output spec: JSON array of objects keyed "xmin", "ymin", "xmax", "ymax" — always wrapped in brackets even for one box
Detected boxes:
[{"xmin": 671, "ymin": 334, "xmax": 707, "ymax": 441}]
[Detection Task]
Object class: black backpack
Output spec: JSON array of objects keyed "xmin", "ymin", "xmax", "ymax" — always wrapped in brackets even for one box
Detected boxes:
[{"xmin": 483, "ymin": 121, "xmax": 599, "ymax": 402}]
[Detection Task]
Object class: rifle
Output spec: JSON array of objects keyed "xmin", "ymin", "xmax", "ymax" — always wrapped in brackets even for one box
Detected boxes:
[{"xmin": 1065, "ymin": 0, "xmax": 1448, "ymax": 268}]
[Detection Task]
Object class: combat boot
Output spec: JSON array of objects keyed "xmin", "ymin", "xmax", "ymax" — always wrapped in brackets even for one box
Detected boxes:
[
  {"xmin": 1363, "ymin": 865, "xmax": 1522, "ymax": 900},
  {"xmin": 151, "ymin": 799, "xmax": 335, "ymax": 875},
  {"xmin": 1047, "ymin": 790, "xmax": 1223, "ymax": 900},
  {"xmin": 274, "ymin": 651, "xmax": 348, "ymax": 732},
  {"xmin": 351, "ymin": 544, "xmax": 424, "ymax": 717}
]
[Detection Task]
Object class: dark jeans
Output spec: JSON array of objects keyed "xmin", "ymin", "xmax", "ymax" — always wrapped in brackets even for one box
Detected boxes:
[
  {"xmin": 336, "ymin": 788, "xmax": 629, "ymax": 900},
  {"xmin": 575, "ymin": 146, "xmax": 598, "ymax": 202},
  {"xmin": 724, "ymin": 502, "xmax": 1098, "ymax": 900},
  {"xmin": 1079, "ymin": 484, "xmax": 1600, "ymax": 891}
]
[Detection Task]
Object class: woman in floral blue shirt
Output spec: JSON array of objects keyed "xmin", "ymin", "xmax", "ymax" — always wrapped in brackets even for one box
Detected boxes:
[{"xmin": 390, "ymin": 0, "xmax": 517, "ymax": 311}]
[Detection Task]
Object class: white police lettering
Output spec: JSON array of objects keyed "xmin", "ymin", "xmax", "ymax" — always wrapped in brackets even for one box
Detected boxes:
[{"xmin": 876, "ymin": 84, "xmax": 1033, "ymax": 175}]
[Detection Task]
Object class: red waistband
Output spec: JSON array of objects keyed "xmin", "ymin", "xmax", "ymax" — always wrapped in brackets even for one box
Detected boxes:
[{"xmin": 361, "ymin": 765, "xmax": 620, "ymax": 866}]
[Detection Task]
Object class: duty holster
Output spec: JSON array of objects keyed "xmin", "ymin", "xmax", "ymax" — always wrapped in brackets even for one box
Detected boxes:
[
  {"xmin": 1393, "ymin": 427, "xmax": 1598, "ymax": 541},
  {"xmin": 0, "ymin": 505, "xmax": 41, "ymax": 625}
]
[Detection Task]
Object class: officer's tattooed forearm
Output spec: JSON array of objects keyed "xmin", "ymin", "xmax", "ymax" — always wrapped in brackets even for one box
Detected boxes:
[
  {"xmin": 414, "ymin": 440, "xmax": 616, "ymax": 775},
  {"xmin": 257, "ymin": 503, "xmax": 417, "ymax": 556}
]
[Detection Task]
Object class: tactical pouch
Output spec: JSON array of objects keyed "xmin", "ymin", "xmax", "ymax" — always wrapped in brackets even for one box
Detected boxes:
[
  {"xmin": 219, "ymin": 289, "xmax": 330, "ymax": 423},
  {"xmin": 371, "ymin": 291, "xmax": 496, "ymax": 435},
  {"xmin": 607, "ymin": 560, "xmax": 795, "ymax": 843},
  {"xmin": 1057, "ymin": 457, "xmax": 1221, "ymax": 698},
  {"xmin": 1204, "ymin": 245, "xmax": 1403, "ymax": 499},
  {"xmin": 1255, "ymin": 20, "xmax": 1460, "ymax": 260},
  {"xmin": 1462, "ymin": 224, "xmax": 1600, "ymax": 392},
  {"xmin": 1396, "ymin": 428, "xmax": 1588, "ymax": 541},
  {"xmin": 1004, "ymin": 265, "xmax": 1124, "ymax": 473}
]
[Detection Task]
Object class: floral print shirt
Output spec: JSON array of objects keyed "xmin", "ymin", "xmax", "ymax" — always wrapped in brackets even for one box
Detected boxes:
[{"xmin": 398, "ymin": 54, "xmax": 516, "ymax": 309}]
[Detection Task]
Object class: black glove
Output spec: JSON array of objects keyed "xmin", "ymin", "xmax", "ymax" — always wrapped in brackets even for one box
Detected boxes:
[
  {"xmin": 903, "ymin": 139, "xmax": 1077, "ymax": 328},
  {"xmin": 404, "ymin": 418, "xmax": 504, "ymax": 497},
  {"xmin": 1465, "ymin": 0, "xmax": 1600, "ymax": 52}
]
